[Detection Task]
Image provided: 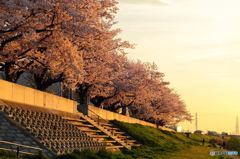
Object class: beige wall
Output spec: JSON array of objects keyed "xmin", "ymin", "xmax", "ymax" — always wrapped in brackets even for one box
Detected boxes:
[
  {"xmin": 88, "ymin": 105, "xmax": 173, "ymax": 131},
  {"xmin": 0, "ymin": 79, "xmax": 77, "ymax": 113},
  {"xmin": 0, "ymin": 80, "xmax": 172, "ymax": 131}
]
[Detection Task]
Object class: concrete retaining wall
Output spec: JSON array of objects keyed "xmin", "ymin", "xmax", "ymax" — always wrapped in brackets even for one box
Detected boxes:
[
  {"xmin": 0, "ymin": 80, "xmax": 77, "ymax": 113},
  {"xmin": 89, "ymin": 105, "xmax": 172, "ymax": 131},
  {"xmin": 0, "ymin": 79, "xmax": 172, "ymax": 131}
]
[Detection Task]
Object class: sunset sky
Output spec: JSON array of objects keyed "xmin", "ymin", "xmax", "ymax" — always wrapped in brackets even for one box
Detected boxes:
[{"xmin": 117, "ymin": 0, "xmax": 240, "ymax": 133}]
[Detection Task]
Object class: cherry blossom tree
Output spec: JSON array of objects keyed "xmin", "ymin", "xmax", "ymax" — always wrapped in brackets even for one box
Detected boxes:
[
  {"xmin": 0, "ymin": 0, "xmax": 191, "ymax": 125},
  {"xmin": 74, "ymin": 0, "xmax": 132, "ymax": 114},
  {"xmin": 0, "ymin": 0, "xmax": 83, "ymax": 89}
]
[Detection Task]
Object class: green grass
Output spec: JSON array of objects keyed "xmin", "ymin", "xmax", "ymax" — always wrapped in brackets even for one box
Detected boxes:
[
  {"xmin": 110, "ymin": 120, "xmax": 236, "ymax": 159},
  {"xmin": 0, "ymin": 150, "xmax": 49, "ymax": 159},
  {"xmin": 167, "ymin": 146, "xmax": 232, "ymax": 159},
  {"xmin": 1, "ymin": 121, "xmax": 238, "ymax": 159},
  {"xmin": 111, "ymin": 120, "xmax": 199, "ymax": 148}
]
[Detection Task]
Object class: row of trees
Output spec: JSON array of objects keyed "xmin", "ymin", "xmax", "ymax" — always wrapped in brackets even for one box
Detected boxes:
[{"xmin": 0, "ymin": 0, "xmax": 191, "ymax": 126}]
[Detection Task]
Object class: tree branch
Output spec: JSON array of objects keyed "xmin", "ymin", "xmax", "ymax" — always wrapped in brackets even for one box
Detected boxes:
[
  {"xmin": 0, "ymin": 10, "xmax": 34, "ymax": 34},
  {"xmin": 0, "ymin": 33, "xmax": 23, "ymax": 52}
]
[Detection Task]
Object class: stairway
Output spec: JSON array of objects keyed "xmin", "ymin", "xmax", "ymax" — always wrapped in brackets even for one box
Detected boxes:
[{"xmin": 63, "ymin": 112, "xmax": 141, "ymax": 151}]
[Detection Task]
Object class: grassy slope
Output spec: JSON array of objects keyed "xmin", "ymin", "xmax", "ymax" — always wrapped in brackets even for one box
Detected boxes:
[
  {"xmin": 0, "ymin": 150, "xmax": 48, "ymax": 159},
  {"xmin": 110, "ymin": 121, "xmax": 233, "ymax": 159},
  {"xmin": 168, "ymin": 146, "xmax": 222, "ymax": 159}
]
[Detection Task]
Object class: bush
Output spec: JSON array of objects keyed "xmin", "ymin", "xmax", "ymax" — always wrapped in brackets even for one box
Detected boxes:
[
  {"xmin": 208, "ymin": 138, "xmax": 222, "ymax": 147},
  {"xmin": 56, "ymin": 150, "xmax": 131, "ymax": 159},
  {"xmin": 226, "ymin": 137, "xmax": 240, "ymax": 152},
  {"xmin": 0, "ymin": 150, "xmax": 49, "ymax": 159}
]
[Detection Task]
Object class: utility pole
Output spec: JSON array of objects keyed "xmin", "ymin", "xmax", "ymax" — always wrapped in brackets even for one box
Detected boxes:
[
  {"xmin": 195, "ymin": 113, "xmax": 198, "ymax": 131},
  {"xmin": 236, "ymin": 115, "xmax": 239, "ymax": 135}
]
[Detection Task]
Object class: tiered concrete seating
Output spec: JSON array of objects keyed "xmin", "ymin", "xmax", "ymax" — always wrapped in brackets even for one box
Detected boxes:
[{"xmin": 0, "ymin": 104, "xmax": 104, "ymax": 154}]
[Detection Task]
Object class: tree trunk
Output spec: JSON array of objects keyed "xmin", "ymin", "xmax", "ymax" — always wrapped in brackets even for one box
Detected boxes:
[
  {"xmin": 122, "ymin": 101, "xmax": 133, "ymax": 116},
  {"xmin": 3, "ymin": 62, "xmax": 23, "ymax": 83},
  {"xmin": 34, "ymin": 74, "xmax": 50, "ymax": 91},
  {"xmin": 78, "ymin": 83, "xmax": 92, "ymax": 115},
  {"xmin": 122, "ymin": 105, "xmax": 127, "ymax": 115}
]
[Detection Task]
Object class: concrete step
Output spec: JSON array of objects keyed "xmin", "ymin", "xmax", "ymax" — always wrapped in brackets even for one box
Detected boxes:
[
  {"xmin": 81, "ymin": 129, "xmax": 101, "ymax": 133},
  {"xmin": 105, "ymin": 143, "xmax": 114, "ymax": 146},
  {"xmin": 69, "ymin": 121, "xmax": 88, "ymax": 125},
  {"xmin": 89, "ymin": 135, "xmax": 109, "ymax": 138},
  {"xmin": 103, "ymin": 126, "xmax": 119, "ymax": 130},
  {"xmin": 117, "ymin": 135, "xmax": 132, "ymax": 139},
  {"xmin": 125, "ymin": 140, "xmax": 137, "ymax": 143},
  {"xmin": 71, "ymin": 122, "xmax": 95, "ymax": 128},
  {"xmin": 78, "ymin": 113, "xmax": 131, "ymax": 150},
  {"xmin": 103, "ymin": 140, "xmax": 117, "ymax": 143},
  {"xmin": 113, "ymin": 131, "xmax": 126, "ymax": 135},
  {"xmin": 63, "ymin": 117, "xmax": 86, "ymax": 122},
  {"xmin": 99, "ymin": 122, "xmax": 112, "ymax": 126},
  {"xmin": 95, "ymin": 138, "xmax": 105, "ymax": 142}
]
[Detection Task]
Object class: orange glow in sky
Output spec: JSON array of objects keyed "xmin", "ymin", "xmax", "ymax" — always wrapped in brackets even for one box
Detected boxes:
[{"xmin": 117, "ymin": 0, "xmax": 240, "ymax": 133}]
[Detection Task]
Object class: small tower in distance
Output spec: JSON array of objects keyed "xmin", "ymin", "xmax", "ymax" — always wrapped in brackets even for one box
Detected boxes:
[
  {"xmin": 236, "ymin": 115, "xmax": 239, "ymax": 135},
  {"xmin": 195, "ymin": 113, "xmax": 198, "ymax": 131}
]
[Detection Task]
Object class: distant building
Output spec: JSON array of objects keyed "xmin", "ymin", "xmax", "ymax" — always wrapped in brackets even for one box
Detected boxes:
[
  {"xmin": 167, "ymin": 125, "xmax": 184, "ymax": 132},
  {"xmin": 176, "ymin": 126, "xmax": 184, "ymax": 132},
  {"xmin": 194, "ymin": 130, "xmax": 203, "ymax": 135},
  {"xmin": 207, "ymin": 131, "xmax": 218, "ymax": 136},
  {"xmin": 221, "ymin": 132, "xmax": 228, "ymax": 136}
]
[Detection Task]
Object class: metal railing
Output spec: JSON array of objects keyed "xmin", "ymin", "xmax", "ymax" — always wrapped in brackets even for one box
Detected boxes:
[
  {"xmin": 88, "ymin": 108, "xmax": 115, "ymax": 135},
  {"xmin": 87, "ymin": 108, "xmax": 131, "ymax": 148},
  {"xmin": 0, "ymin": 140, "xmax": 42, "ymax": 158}
]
